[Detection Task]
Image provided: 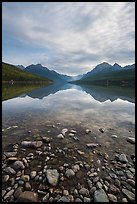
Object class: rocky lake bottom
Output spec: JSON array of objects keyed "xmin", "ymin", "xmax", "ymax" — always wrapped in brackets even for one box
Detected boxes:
[
  {"xmin": 2, "ymin": 84, "xmax": 135, "ymax": 202},
  {"xmin": 2, "ymin": 122, "xmax": 135, "ymax": 202}
]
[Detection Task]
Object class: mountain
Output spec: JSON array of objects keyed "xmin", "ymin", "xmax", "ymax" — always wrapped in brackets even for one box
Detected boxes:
[
  {"xmin": 73, "ymin": 62, "xmax": 135, "ymax": 87},
  {"xmin": 16, "ymin": 65, "xmax": 25, "ymax": 70},
  {"xmin": 25, "ymin": 64, "xmax": 72, "ymax": 83},
  {"xmin": 2, "ymin": 62, "xmax": 53, "ymax": 84}
]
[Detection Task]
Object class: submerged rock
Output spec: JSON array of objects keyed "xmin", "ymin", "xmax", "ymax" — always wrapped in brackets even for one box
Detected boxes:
[
  {"xmin": 17, "ymin": 191, "xmax": 39, "ymax": 202},
  {"xmin": 21, "ymin": 141, "xmax": 43, "ymax": 148},
  {"xmin": 12, "ymin": 161, "xmax": 25, "ymax": 170},
  {"xmin": 61, "ymin": 128, "xmax": 68, "ymax": 136},
  {"xmin": 57, "ymin": 196, "xmax": 69, "ymax": 202},
  {"xmin": 127, "ymin": 137, "xmax": 135, "ymax": 144},
  {"xmin": 4, "ymin": 152, "xmax": 17, "ymax": 158},
  {"xmin": 46, "ymin": 169, "xmax": 59, "ymax": 186},
  {"xmin": 86, "ymin": 143, "xmax": 99, "ymax": 148},
  {"xmin": 122, "ymin": 188, "xmax": 135, "ymax": 201},
  {"xmin": 79, "ymin": 188, "xmax": 89, "ymax": 196},
  {"xmin": 65, "ymin": 169, "xmax": 75, "ymax": 178},
  {"xmin": 57, "ymin": 134, "xmax": 64, "ymax": 139},
  {"xmin": 94, "ymin": 189, "xmax": 109, "ymax": 202},
  {"xmin": 3, "ymin": 167, "xmax": 16, "ymax": 175},
  {"xmin": 119, "ymin": 154, "xmax": 128, "ymax": 163}
]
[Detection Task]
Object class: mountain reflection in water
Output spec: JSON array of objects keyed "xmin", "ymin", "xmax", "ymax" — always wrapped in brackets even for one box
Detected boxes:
[{"xmin": 18, "ymin": 83, "xmax": 135, "ymax": 104}]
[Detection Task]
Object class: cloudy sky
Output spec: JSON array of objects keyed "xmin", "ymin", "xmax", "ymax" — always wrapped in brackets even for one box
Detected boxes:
[{"xmin": 2, "ymin": 2, "xmax": 135, "ymax": 76}]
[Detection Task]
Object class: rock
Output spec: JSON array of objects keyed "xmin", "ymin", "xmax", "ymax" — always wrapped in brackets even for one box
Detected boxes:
[
  {"xmin": 127, "ymin": 137, "xmax": 135, "ymax": 144},
  {"xmin": 79, "ymin": 188, "xmax": 89, "ymax": 196},
  {"xmin": 3, "ymin": 174, "xmax": 9, "ymax": 182},
  {"xmin": 108, "ymin": 194, "xmax": 117, "ymax": 202},
  {"xmin": 111, "ymin": 135, "xmax": 118, "ymax": 138},
  {"xmin": 75, "ymin": 198, "xmax": 82, "ymax": 202},
  {"xmin": 63, "ymin": 190, "xmax": 69, "ymax": 196},
  {"xmin": 73, "ymin": 189, "xmax": 78, "ymax": 196},
  {"xmin": 93, "ymin": 177, "xmax": 99, "ymax": 183},
  {"xmin": 22, "ymin": 158, "xmax": 29, "ymax": 167},
  {"xmin": 21, "ymin": 141, "xmax": 43, "ymax": 148},
  {"xmin": 99, "ymin": 128, "xmax": 104, "ymax": 133},
  {"xmin": 96, "ymin": 182, "xmax": 102, "ymax": 189},
  {"xmin": 25, "ymin": 182, "xmax": 31, "ymax": 190},
  {"xmin": 70, "ymin": 130, "xmax": 77, "ymax": 134},
  {"xmin": 57, "ymin": 196, "xmax": 69, "ymax": 202},
  {"xmin": 4, "ymin": 152, "xmax": 17, "ymax": 157},
  {"xmin": 69, "ymin": 133, "xmax": 75, "ymax": 137},
  {"xmin": 2, "ymin": 190, "xmax": 6, "ymax": 197},
  {"xmin": 18, "ymin": 180, "xmax": 25, "ymax": 186},
  {"xmin": 129, "ymin": 168, "xmax": 135, "ymax": 174},
  {"xmin": 14, "ymin": 187, "xmax": 24, "ymax": 199},
  {"xmin": 127, "ymin": 179, "xmax": 135, "ymax": 188},
  {"xmin": 121, "ymin": 198, "xmax": 128, "ymax": 202},
  {"xmin": 94, "ymin": 189, "xmax": 109, "ymax": 202},
  {"xmin": 86, "ymin": 143, "xmax": 99, "ymax": 148},
  {"xmin": 116, "ymin": 170, "xmax": 124, "ymax": 176},
  {"xmin": 86, "ymin": 129, "xmax": 91, "ymax": 134},
  {"xmin": 73, "ymin": 164, "xmax": 80, "ymax": 172},
  {"xmin": 21, "ymin": 175, "xmax": 30, "ymax": 182},
  {"xmin": 87, "ymin": 179, "xmax": 92, "ymax": 189},
  {"xmin": 65, "ymin": 169, "xmax": 75, "ymax": 178},
  {"xmin": 30, "ymin": 171, "xmax": 37, "ymax": 179},
  {"xmin": 61, "ymin": 128, "xmax": 68, "ymax": 136},
  {"xmin": 17, "ymin": 191, "xmax": 39, "ymax": 202},
  {"xmin": 83, "ymin": 197, "xmax": 91, "ymax": 202},
  {"xmin": 7, "ymin": 157, "xmax": 18, "ymax": 162},
  {"xmin": 3, "ymin": 167, "xmax": 16, "ymax": 175},
  {"xmin": 109, "ymin": 184, "xmax": 120, "ymax": 194},
  {"xmin": 126, "ymin": 170, "xmax": 134, "ymax": 179},
  {"xmin": 4, "ymin": 189, "xmax": 14, "ymax": 200},
  {"xmin": 57, "ymin": 134, "xmax": 64, "ymax": 139},
  {"xmin": 42, "ymin": 137, "xmax": 51, "ymax": 143},
  {"xmin": 97, "ymin": 159, "xmax": 101, "ymax": 165},
  {"xmin": 13, "ymin": 161, "xmax": 25, "ymax": 170},
  {"xmin": 90, "ymin": 187, "xmax": 96, "ymax": 194},
  {"xmin": 43, "ymin": 193, "xmax": 50, "ymax": 202},
  {"xmin": 122, "ymin": 188, "xmax": 135, "ymax": 201},
  {"xmin": 73, "ymin": 136, "xmax": 79, "ymax": 140},
  {"xmin": 77, "ymin": 150, "xmax": 85, "ymax": 155},
  {"xmin": 119, "ymin": 154, "xmax": 128, "ymax": 163},
  {"xmin": 114, "ymin": 179, "xmax": 121, "ymax": 187},
  {"xmin": 46, "ymin": 169, "xmax": 59, "ymax": 186}
]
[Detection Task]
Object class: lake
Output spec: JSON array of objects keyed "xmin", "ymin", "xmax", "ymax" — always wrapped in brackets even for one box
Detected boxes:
[
  {"xmin": 2, "ymin": 83, "xmax": 135, "ymax": 151},
  {"xmin": 2, "ymin": 83, "xmax": 135, "ymax": 202}
]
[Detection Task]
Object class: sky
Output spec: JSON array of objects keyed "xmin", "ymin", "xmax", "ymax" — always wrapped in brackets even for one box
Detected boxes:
[{"xmin": 2, "ymin": 2, "xmax": 135, "ymax": 76}]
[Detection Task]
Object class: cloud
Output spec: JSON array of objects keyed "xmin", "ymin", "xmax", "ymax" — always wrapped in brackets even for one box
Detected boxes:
[{"xmin": 2, "ymin": 2, "xmax": 135, "ymax": 75}]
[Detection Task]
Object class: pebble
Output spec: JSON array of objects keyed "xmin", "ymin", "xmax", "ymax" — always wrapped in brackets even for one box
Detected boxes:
[
  {"xmin": 21, "ymin": 175, "xmax": 30, "ymax": 182},
  {"xmin": 94, "ymin": 189, "xmax": 109, "ymax": 202},
  {"xmin": 93, "ymin": 176, "xmax": 99, "ymax": 183},
  {"xmin": 42, "ymin": 193, "xmax": 50, "ymax": 202},
  {"xmin": 75, "ymin": 198, "xmax": 83, "ymax": 202},
  {"xmin": 79, "ymin": 188, "xmax": 89, "ymax": 196},
  {"xmin": 85, "ymin": 129, "xmax": 91, "ymax": 134},
  {"xmin": 77, "ymin": 150, "xmax": 85, "ymax": 155},
  {"xmin": 111, "ymin": 134, "xmax": 118, "ymax": 138},
  {"xmin": 13, "ymin": 161, "xmax": 25, "ymax": 170},
  {"xmin": 87, "ymin": 179, "xmax": 92, "ymax": 189},
  {"xmin": 30, "ymin": 171, "xmax": 37, "ymax": 179},
  {"xmin": 122, "ymin": 188, "xmax": 135, "ymax": 201},
  {"xmin": 3, "ymin": 174, "xmax": 9, "ymax": 182},
  {"xmin": 127, "ymin": 137, "xmax": 135, "ymax": 144},
  {"xmin": 108, "ymin": 193, "xmax": 117, "ymax": 202},
  {"xmin": 14, "ymin": 186, "xmax": 23, "ymax": 198},
  {"xmin": 61, "ymin": 128, "xmax": 68, "ymax": 136},
  {"xmin": 70, "ymin": 130, "xmax": 77, "ymax": 134},
  {"xmin": 4, "ymin": 189, "xmax": 14, "ymax": 200},
  {"xmin": 2, "ymin": 190, "xmax": 6, "ymax": 197},
  {"xmin": 127, "ymin": 179, "xmax": 135, "ymax": 187},
  {"xmin": 63, "ymin": 190, "xmax": 69, "ymax": 196},
  {"xmin": 25, "ymin": 182, "xmax": 31, "ymax": 190},
  {"xmin": 4, "ymin": 151, "xmax": 17, "ymax": 157},
  {"xmin": 119, "ymin": 154, "xmax": 128, "ymax": 163},
  {"xmin": 69, "ymin": 133, "xmax": 75, "ymax": 137},
  {"xmin": 99, "ymin": 128, "xmax": 104, "ymax": 133},
  {"xmin": 17, "ymin": 191, "xmax": 39, "ymax": 202},
  {"xmin": 73, "ymin": 164, "xmax": 80, "ymax": 172},
  {"xmin": 65, "ymin": 169, "xmax": 75, "ymax": 178},
  {"xmin": 96, "ymin": 182, "xmax": 102, "ymax": 189},
  {"xmin": 83, "ymin": 197, "xmax": 91, "ymax": 202},
  {"xmin": 57, "ymin": 196, "xmax": 69, "ymax": 202},
  {"xmin": 46, "ymin": 169, "xmax": 59, "ymax": 186},
  {"xmin": 57, "ymin": 134, "xmax": 64, "ymax": 139},
  {"xmin": 3, "ymin": 167, "xmax": 16, "ymax": 175}
]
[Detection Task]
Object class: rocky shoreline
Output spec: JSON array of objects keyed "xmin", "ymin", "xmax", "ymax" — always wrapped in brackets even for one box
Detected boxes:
[{"xmin": 2, "ymin": 126, "xmax": 135, "ymax": 202}]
